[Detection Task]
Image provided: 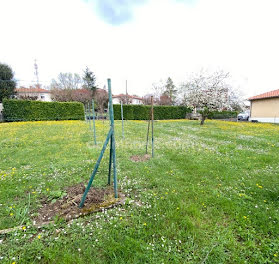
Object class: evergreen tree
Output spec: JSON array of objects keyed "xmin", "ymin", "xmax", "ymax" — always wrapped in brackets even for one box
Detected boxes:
[
  {"xmin": 83, "ymin": 67, "xmax": 96, "ymax": 95},
  {"xmin": 0, "ymin": 63, "xmax": 16, "ymax": 102},
  {"xmin": 163, "ymin": 77, "xmax": 177, "ymax": 105}
]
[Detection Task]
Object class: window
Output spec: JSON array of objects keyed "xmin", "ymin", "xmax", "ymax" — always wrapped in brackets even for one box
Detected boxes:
[{"xmin": 41, "ymin": 95, "xmax": 45, "ymax": 99}]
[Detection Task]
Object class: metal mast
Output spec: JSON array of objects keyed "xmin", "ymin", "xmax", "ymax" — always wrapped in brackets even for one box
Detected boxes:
[{"xmin": 34, "ymin": 59, "xmax": 39, "ymax": 87}]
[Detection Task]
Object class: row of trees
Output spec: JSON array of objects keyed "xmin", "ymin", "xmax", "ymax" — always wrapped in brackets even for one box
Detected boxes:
[
  {"xmin": 144, "ymin": 70, "xmax": 244, "ymax": 124},
  {"xmin": 48, "ymin": 67, "xmax": 108, "ymax": 112},
  {"xmin": 0, "ymin": 62, "xmax": 244, "ymax": 124}
]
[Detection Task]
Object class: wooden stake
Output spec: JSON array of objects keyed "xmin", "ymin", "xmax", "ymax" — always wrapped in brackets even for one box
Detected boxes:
[
  {"xmin": 121, "ymin": 101, "xmax": 124, "ymax": 139},
  {"xmin": 151, "ymin": 96, "xmax": 154, "ymax": 158},
  {"xmin": 92, "ymin": 99, "xmax": 97, "ymax": 145}
]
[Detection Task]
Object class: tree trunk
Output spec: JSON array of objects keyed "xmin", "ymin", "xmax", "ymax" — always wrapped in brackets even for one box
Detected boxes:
[{"xmin": 200, "ymin": 115, "xmax": 206, "ymax": 125}]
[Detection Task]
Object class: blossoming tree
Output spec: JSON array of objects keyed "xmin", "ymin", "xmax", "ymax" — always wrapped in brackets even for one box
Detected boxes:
[{"xmin": 180, "ymin": 70, "xmax": 235, "ymax": 125}]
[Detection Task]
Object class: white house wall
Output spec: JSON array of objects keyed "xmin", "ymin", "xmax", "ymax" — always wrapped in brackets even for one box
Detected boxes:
[
  {"xmin": 250, "ymin": 117, "xmax": 279, "ymax": 124},
  {"xmin": 40, "ymin": 93, "xmax": 52, "ymax": 102},
  {"xmin": 112, "ymin": 98, "xmax": 143, "ymax": 105}
]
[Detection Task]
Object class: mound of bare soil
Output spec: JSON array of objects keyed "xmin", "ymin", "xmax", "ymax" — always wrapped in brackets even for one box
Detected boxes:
[
  {"xmin": 35, "ymin": 183, "xmax": 124, "ymax": 225},
  {"xmin": 130, "ymin": 154, "xmax": 151, "ymax": 162}
]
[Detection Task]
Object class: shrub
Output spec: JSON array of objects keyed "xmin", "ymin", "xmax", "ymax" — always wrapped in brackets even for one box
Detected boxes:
[
  {"xmin": 3, "ymin": 99, "xmax": 84, "ymax": 122},
  {"xmin": 113, "ymin": 104, "xmax": 191, "ymax": 120},
  {"xmin": 208, "ymin": 111, "xmax": 238, "ymax": 119}
]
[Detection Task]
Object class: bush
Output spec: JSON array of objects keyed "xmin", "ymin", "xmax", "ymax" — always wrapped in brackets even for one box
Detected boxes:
[
  {"xmin": 113, "ymin": 104, "xmax": 191, "ymax": 120},
  {"xmin": 208, "ymin": 111, "xmax": 238, "ymax": 119},
  {"xmin": 3, "ymin": 99, "xmax": 84, "ymax": 122}
]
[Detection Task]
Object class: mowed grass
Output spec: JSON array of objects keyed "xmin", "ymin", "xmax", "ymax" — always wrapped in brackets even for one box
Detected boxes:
[{"xmin": 0, "ymin": 119, "xmax": 279, "ymax": 263}]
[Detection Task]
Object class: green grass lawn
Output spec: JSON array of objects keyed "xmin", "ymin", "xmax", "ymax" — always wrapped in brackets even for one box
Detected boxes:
[{"xmin": 0, "ymin": 119, "xmax": 279, "ymax": 263}]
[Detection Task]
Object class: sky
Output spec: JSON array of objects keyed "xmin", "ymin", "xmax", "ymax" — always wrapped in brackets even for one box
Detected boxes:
[{"xmin": 1, "ymin": 0, "xmax": 279, "ymax": 98}]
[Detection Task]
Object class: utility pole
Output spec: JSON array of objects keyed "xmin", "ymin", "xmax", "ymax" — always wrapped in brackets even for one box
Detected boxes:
[
  {"xmin": 125, "ymin": 80, "xmax": 128, "ymax": 104},
  {"xmin": 34, "ymin": 59, "xmax": 39, "ymax": 87}
]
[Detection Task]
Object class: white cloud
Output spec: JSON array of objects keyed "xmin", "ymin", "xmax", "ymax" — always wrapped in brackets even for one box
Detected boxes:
[{"xmin": 0, "ymin": 0, "xmax": 279, "ymax": 98}]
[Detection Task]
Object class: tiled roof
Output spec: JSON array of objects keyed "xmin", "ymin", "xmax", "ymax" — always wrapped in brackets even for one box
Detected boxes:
[
  {"xmin": 16, "ymin": 87, "xmax": 51, "ymax": 93},
  {"xmin": 112, "ymin": 94, "xmax": 143, "ymax": 100},
  {"xmin": 248, "ymin": 89, "xmax": 279, "ymax": 100}
]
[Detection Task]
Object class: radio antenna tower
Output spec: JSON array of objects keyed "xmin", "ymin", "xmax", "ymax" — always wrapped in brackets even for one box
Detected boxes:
[{"xmin": 34, "ymin": 59, "xmax": 39, "ymax": 87}]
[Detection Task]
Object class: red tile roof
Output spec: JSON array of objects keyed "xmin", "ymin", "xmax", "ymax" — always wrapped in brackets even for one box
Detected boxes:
[
  {"xmin": 16, "ymin": 87, "xmax": 51, "ymax": 93},
  {"xmin": 248, "ymin": 89, "xmax": 279, "ymax": 101},
  {"xmin": 112, "ymin": 94, "xmax": 143, "ymax": 100}
]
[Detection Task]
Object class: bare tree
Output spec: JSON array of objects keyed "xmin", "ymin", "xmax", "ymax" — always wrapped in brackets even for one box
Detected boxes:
[
  {"xmin": 95, "ymin": 89, "xmax": 108, "ymax": 113},
  {"xmin": 143, "ymin": 94, "xmax": 152, "ymax": 105},
  {"xmin": 51, "ymin": 89, "xmax": 72, "ymax": 102},
  {"xmin": 71, "ymin": 89, "xmax": 92, "ymax": 104},
  {"xmin": 159, "ymin": 94, "xmax": 172, "ymax": 105},
  {"xmin": 50, "ymin": 72, "xmax": 92, "ymax": 103},
  {"xmin": 152, "ymin": 80, "xmax": 165, "ymax": 103},
  {"xmin": 51, "ymin": 73, "xmax": 82, "ymax": 90},
  {"xmin": 51, "ymin": 88, "xmax": 92, "ymax": 104}
]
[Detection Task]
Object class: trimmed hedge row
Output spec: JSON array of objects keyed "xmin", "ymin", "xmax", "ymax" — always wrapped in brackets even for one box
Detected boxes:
[
  {"xmin": 208, "ymin": 111, "xmax": 238, "ymax": 119},
  {"xmin": 3, "ymin": 99, "xmax": 84, "ymax": 121},
  {"xmin": 113, "ymin": 104, "xmax": 191, "ymax": 120}
]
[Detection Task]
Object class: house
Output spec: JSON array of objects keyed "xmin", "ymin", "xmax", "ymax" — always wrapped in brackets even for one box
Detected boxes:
[
  {"xmin": 16, "ymin": 86, "xmax": 52, "ymax": 102},
  {"xmin": 112, "ymin": 94, "xmax": 143, "ymax": 105},
  {"xmin": 248, "ymin": 89, "xmax": 279, "ymax": 123}
]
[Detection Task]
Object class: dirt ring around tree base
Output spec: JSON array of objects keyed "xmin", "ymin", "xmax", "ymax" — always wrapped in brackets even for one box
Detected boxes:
[
  {"xmin": 130, "ymin": 154, "xmax": 151, "ymax": 162},
  {"xmin": 34, "ymin": 183, "xmax": 125, "ymax": 225}
]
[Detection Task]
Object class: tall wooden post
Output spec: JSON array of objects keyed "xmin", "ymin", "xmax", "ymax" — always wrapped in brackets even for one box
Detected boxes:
[
  {"xmin": 121, "ymin": 101, "xmax": 124, "ymax": 139},
  {"xmin": 145, "ymin": 96, "xmax": 154, "ymax": 157},
  {"xmin": 145, "ymin": 114, "xmax": 151, "ymax": 154},
  {"xmin": 151, "ymin": 96, "xmax": 154, "ymax": 158},
  {"xmin": 92, "ymin": 99, "xmax": 97, "ymax": 145}
]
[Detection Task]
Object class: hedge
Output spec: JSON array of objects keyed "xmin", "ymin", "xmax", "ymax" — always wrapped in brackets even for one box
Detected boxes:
[
  {"xmin": 3, "ymin": 99, "xmax": 84, "ymax": 122},
  {"xmin": 113, "ymin": 104, "xmax": 191, "ymax": 120},
  {"xmin": 208, "ymin": 111, "xmax": 238, "ymax": 119}
]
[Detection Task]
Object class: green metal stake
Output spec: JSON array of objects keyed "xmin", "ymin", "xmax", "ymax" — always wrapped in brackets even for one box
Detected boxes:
[
  {"xmin": 88, "ymin": 103, "xmax": 92, "ymax": 131},
  {"xmin": 108, "ymin": 79, "xmax": 118, "ymax": 198},
  {"xmin": 108, "ymin": 134, "xmax": 113, "ymax": 185},
  {"xmin": 151, "ymin": 96, "xmax": 154, "ymax": 158},
  {"xmin": 92, "ymin": 99, "xmax": 97, "ymax": 145},
  {"xmin": 79, "ymin": 129, "xmax": 113, "ymax": 208},
  {"xmin": 85, "ymin": 104, "xmax": 88, "ymax": 123},
  {"xmin": 121, "ymin": 101, "xmax": 124, "ymax": 139},
  {"xmin": 84, "ymin": 104, "xmax": 87, "ymax": 122},
  {"xmin": 79, "ymin": 78, "xmax": 118, "ymax": 208}
]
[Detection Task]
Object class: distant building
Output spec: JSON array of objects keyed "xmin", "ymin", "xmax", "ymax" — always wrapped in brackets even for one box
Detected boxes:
[
  {"xmin": 112, "ymin": 94, "xmax": 143, "ymax": 105},
  {"xmin": 16, "ymin": 86, "xmax": 52, "ymax": 102},
  {"xmin": 248, "ymin": 89, "xmax": 279, "ymax": 123}
]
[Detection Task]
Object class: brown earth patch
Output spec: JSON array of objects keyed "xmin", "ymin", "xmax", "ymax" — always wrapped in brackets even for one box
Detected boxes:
[
  {"xmin": 34, "ymin": 183, "xmax": 124, "ymax": 225},
  {"xmin": 130, "ymin": 154, "xmax": 151, "ymax": 162}
]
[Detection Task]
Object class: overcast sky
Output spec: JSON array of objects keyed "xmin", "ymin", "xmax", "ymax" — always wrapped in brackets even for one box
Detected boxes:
[{"xmin": 1, "ymin": 0, "xmax": 279, "ymax": 98}]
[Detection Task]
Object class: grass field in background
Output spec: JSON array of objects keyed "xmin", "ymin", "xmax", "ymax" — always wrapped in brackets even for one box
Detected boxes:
[{"xmin": 0, "ymin": 120, "xmax": 279, "ymax": 263}]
